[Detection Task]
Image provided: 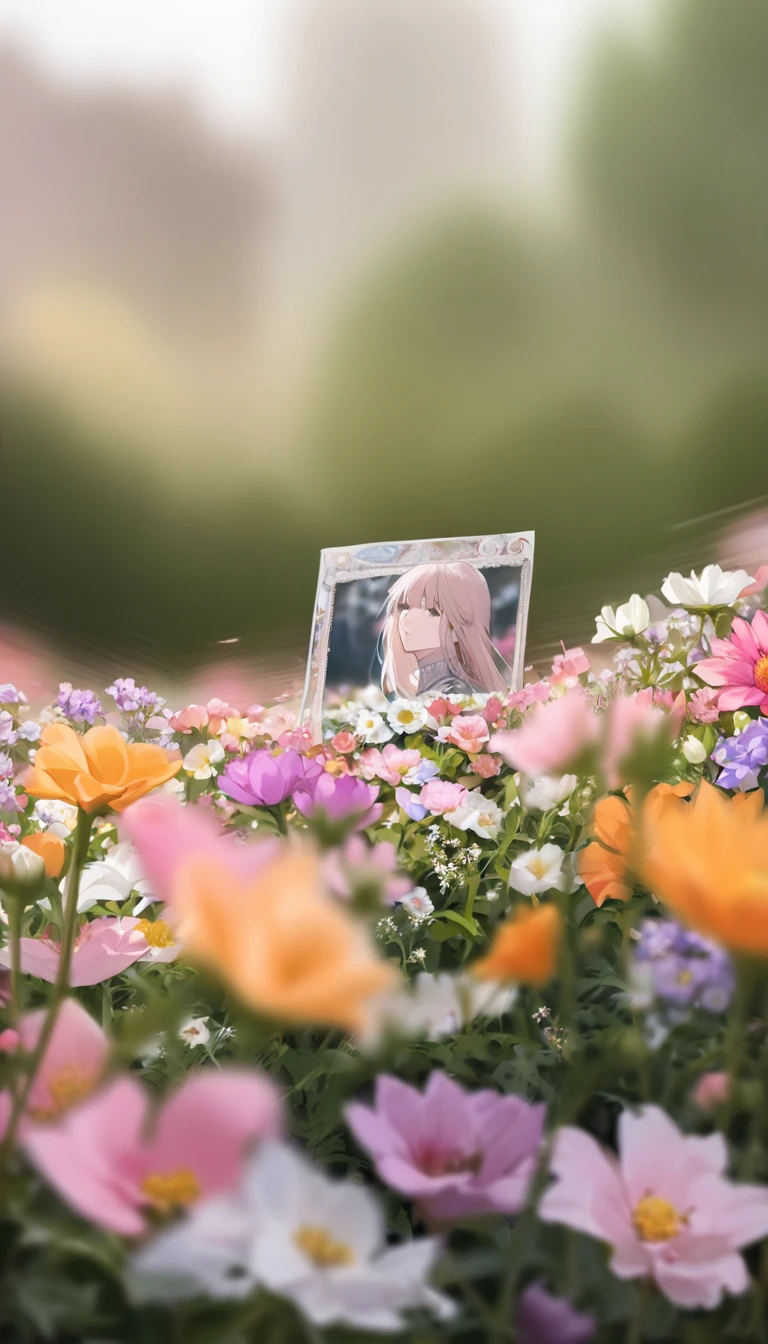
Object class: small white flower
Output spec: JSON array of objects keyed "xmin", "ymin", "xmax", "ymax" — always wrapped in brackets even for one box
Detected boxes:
[
  {"xmin": 360, "ymin": 683, "xmax": 390, "ymax": 713},
  {"xmin": 521, "ymin": 774, "xmax": 578, "ymax": 812},
  {"xmin": 358, "ymin": 970, "xmax": 515, "ymax": 1049},
  {"xmin": 355, "ymin": 710, "xmax": 393, "ymax": 744},
  {"xmin": 509, "ymin": 843, "xmax": 567, "ymax": 896},
  {"xmin": 17, "ymin": 720, "xmax": 41, "ymax": 741},
  {"xmin": 33, "ymin": 799, "xmax": 78, "ymax": 836},
  {"xmin": 179, "ymin": 1016, "xmax": 210, "ymax": 1048},
  {"xmin": 386, "ymin": 698, "xmax": 427, "ymax": 736},
  {"xmin": 401, "ymin": 886, "xmax": 434, "ymax": 921},
  {"xmin": 592, "ymin": 595, "xmax": 650, "ymax": 643},
  {"xmin": 682, "ymin": 735, "xmax": 708, "ymax": 764},
  {"xmin": 183, "ymin": 740, "xmax": 226, "ymax": 780},
  {"xmin": 661, "ymin": 564, "xmax": 753, "ymax": 611},
  {"xmin": 445, "ymin": 790, "xmax": 503, "ymax": 839}
]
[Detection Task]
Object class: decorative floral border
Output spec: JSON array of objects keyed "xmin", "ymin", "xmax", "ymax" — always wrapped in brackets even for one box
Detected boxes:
[{"xmin": 300, "ymin": 532, "xmax": 535, "ymax": 740}]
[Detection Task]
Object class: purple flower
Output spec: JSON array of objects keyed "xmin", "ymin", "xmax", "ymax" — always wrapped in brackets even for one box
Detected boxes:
[
  {"xmin": 57, "ymin": 682, "xmax": 103, "ymax": 726},
  {"xmin": 0, "ymin": 782, "xmax": 19, "ymax": 813},
  {"xmin": 220, "ymin": 749, "xmax": 322, "ymax": 808},
  {"xmin": 0, "ymin": 684, "xmax": 25, "ymax": 705},
  {"xmin": 410, "ymin": 757, "xmax": 440, "ymax": 786},
  {"xmin": 294, "ymin": 773, "xmax": 382, "ymax": 830},
  {"xmin": 0, "ymin": 754, "xmax": 12, "ymax": 780},
  {"xmin": 323, "ymin": 835, "xmax": 412, "ymax": 904},
  {"xmin": 516, "ymin": 1285, "xmax": 595, "ymax": 1344},
  {"xmin": 0, "ymin": 713, "xmax": 17, "ymax": 746},
  {"xmin": 345, "ymin": 1071, "xmax": 545, "ymax": 1222},
  {"xmin": 17, "ymin": 720, "xmax": 41, "ymax": 742},
  {"xmin": 712, "ymin": 720, "xmax": 768, "ymax": 791},
  {"xmin": 395, "ymin": 785, "xmax": 429, "ymax": 821},
  {"xmin": 633, "ymin": 918, "xmax": 733, "ymax": 1013},
  {"xmin": 106, "ymin": 678, "xmax": 161, "ymax": 714}
]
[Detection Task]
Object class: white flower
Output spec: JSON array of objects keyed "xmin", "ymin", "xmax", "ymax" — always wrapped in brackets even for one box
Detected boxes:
[
  {"xmin": 509, "ymin": 843, "xmax": 568, "ymax": 896},
  {"xmin": 355, "ymin": 709, "xmax": 393, "ymax": 744},
  {"xmin": 592, "ymin": 595, "xmax": 650, "ymax": 642},
  {"xmin": 401, "ymin": 887, "xmax": 434, "ymax": 921},
  {"xmin": 360, "ymin": 684, "xmax": 390, "ymax": 713},
  {"xmin": 33, "ymin": 799, "xmax": 78, "ymax": 836},
  {"xmin": 17, "ymin": 720, "xmax": 41, "ymax": 741},
  {"xmin": 358, "ymin": 971, "xmax": 516, "ymax": 1049},
  {"xmin": 129, "ymin": 1142, "xmax": 454, "ymax": 1330},
  {"xmin": 661, "ymin": 564, "xmax": 753, "ymax": 611},
  {"xmin": 445, "ymin": 790, "xmax": 503, "ymax": 839},
  {"xmin": 183, "ymin": 740, "xmax": 225, "ymax": 780},
  {"xmin": 48, "ymin": 840, "xmax": 154, "ymax": 915},
  {"xmin": 5, "ymin": 843, "xmax": 45, "ymax": 882},
  {"xmin": 179, "ymin": 1016, "xmax": 210, "ymax": 1048},
  {"xmin": 386, "ymin": 698, "xmax": 428, "ymax": 735},
  {"xmin": 682, "ymin": 735, "xmax": 707, "ymax": 764},
  {"xmin": 521, "ymin": 774, "xmax": 578, "ymax": 812}
]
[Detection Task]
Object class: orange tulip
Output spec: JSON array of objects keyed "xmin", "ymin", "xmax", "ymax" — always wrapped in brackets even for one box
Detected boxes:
[
  {"xmin": 172, "ymin": 848, "xmax": 396, "ymax": 1032},
  {"xmin": 578, "ymin": 782, "xmax": 694, "ymax": 908},
  {"xmin": 472, "ymin": 903, "xmax": 562, "ymax": 986},
  {"xmin": 23, "ymin": 724, "xmax": 181, "ymax": 815},
  {"xmin": 642, "ymin": 780, "xmax": 768, "ymax": 956},
  {"xmin": 21, "ymin": 832, "xmax": 66, "ymax": 878}
]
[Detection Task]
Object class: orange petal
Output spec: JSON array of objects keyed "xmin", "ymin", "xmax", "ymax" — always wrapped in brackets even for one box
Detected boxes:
[
  {"xmin": 21, "ymin": 832, "xmax": 66, "ymax": 878},
  {"xmin": 83, "ymin": 726, "xmax": 130, "ymax": 786}
]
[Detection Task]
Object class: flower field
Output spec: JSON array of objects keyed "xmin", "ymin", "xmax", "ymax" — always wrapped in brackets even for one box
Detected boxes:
[{"xmin": 2, "ymin": 563, "xmax": 768, "ymax": 1341}]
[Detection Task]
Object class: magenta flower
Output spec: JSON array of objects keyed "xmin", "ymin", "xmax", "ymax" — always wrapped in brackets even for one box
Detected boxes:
[
  {"xmin": 418, "ymin": 779, "xmax": 469, "ymax": 815},
  {"xmin": 345, "ymin": 1072, "xmax": 545, "ymax": 1223},
  {"xmin": 220, "ymin": 749, "xmax": 322, "ymax": 808},
  {"xmin": 539, "ymin": 1105, "xmax": 768, "ymax": 1309},
  {"xmin": 516, "ymin": 1285, "xmax": 595, "ymax": 1344},
  {"xmin": 0, "ymin": 998, "xmax": 108, "ymax": 1136},
  {"xmin": 294, "ymin": 772, "xmax": 382, "ymax": 830},
  {"xmin": 24, "ymin": 1068, "xmax": 281, "ymax": 1236},
  {"xmin": 0, "ymin": 918, "xmax": 152, "ymax": 986},
  {"xmin": 696, "ymin": 611, "xmax": 768, "ymax": 713}
]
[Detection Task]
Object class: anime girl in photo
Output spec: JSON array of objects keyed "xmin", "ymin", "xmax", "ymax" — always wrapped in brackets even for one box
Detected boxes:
[{"xmin": 379, "ymin": 562, "xmax": 510, "ymax": 698}]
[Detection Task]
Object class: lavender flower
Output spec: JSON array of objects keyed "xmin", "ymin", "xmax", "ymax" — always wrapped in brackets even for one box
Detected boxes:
[
  {"xmin": 17, "ymin": 720, "xmax": 41, "ymax": 742},
  {"xmin": 0, "ymin": 684, "xmax": 25, "ymax": 705},
  {"xmin": 57, "ymin": 682, "xmax": 103, "ymax": 726},
  {"xmin": 711, "ymin": 720, "xmax": 768, "ymax": 791},
  {"xmin": 106, "ymin": 678, "xmax": 162, "ymax": 714},
  {"xmin": 516, "ymin": 1285, "xmax": 595, "ymax": 1344},
  {"xmin": 0, "ymin": 782, "xmax": 19, "ymax": 813},
  {"xmin": 634, "ymin": 918, "xmax": 733, "ymax": 1013},
  {"xmin": 0, "ymin": 754, "xmax": 12, "ymax": 780},
  {"xmin": 0, "ymin": 713, "xmax": 17, "ymax": 746}
]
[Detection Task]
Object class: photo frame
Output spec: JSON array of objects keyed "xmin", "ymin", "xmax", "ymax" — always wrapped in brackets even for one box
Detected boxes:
[{"xmin": 301, "ymin": 532, "xmax": 534, "ymax": 741}]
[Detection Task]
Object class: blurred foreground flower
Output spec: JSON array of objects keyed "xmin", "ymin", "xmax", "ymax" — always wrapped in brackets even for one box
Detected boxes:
[
  {"xmin": 539, "ymin": 1105, "xmax": 768, "ymax": 1308},
  {"xmin": 578, "ymin": 783, "xmax": 693, "ymax": 907},
  {"xmin": 642, "ymin": 782, "xmax": 768, "ymax": 955},
  {"xmin": 516, "ymin": 1284, "xmax": 595, "ymax": 1344},
  {"xmin": 24, "ymin": 724, "xmax": 180, "ymax": 813},
  {"xmin": 359, "ymin": 971, "xmax": 515, "ymax": 1050},
  {"xmin": 130, "ymin": 1140, "xmax": 455, "ymax": 1328},
  {"xmin": 0, "ymin": 998, "xmax": 107, "ymax": 1133},
  {"xmin": 25, "ymin": 1070, "xmax": 280, "ymax": 1235},
  {"xmin": 472, "ymin": 904, "xmax": 561, "ymax": 986},
  {"xmin": 345, "ymin": 1071, "xmax": 544, "ymax": 1222}
]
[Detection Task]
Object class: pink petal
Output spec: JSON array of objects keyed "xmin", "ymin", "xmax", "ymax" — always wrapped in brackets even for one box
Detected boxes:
[
  {"xmin": 717, "ymin": 685, "xmax": 764, "ymax": 710},
  {"xmin": 654, "ymin": 1252, "xmax": 747, "ymax": 1310},
  {"xmin": 747, "ymin": 609, "xmax": 768, "ymax": 653},
  {"xmin": 0, "ymin": 938, "xmax": 60, "ymax": 983},
  {"xmin": 69, "ymin": 919, "xmax": 147, "ymax": 986},
  {"xmin": 23, "ymin": 999, "xmax": 108, "ymax": 1116},
  {"xmin": 345, "ymin": 1101, "xmax": 411, "ymax": 1163},
  {"xmin": 539, "ymin": 1127, "xmax": 632, "ymax": 1247}
]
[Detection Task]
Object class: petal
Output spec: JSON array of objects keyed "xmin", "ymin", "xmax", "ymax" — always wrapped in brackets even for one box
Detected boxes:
[{"xmin": 82, "ymin": 726, "xmax": 130, "ymax": 784}]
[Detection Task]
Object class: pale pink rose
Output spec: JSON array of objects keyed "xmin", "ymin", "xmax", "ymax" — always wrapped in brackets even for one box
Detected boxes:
[
  {"xmin": 692, "ymin": 1071, "xmax": 731, "ymax": 1112},
  {"xmin": 446, "ymin": 715, "xmax": 490, "ymax": 755},
  {"xmin": 332, "ymin": 731, "xmax": 358, "ymax": 755},
  {"xmin": 419, "ymin": 779, "xmax": 469, "ymax": 815},
  {"xmin": 472, "ymin": 754, "xmax": 501, "ymax": 779},
  {"xmin": 688, "ymin": 687, "xmax": 721, "ymax": 725},
  {"xmin": 205, "ymin": 698, "xmax": 238, "ymax": 734},
  {"xmin": 357, "ymin": 747, "xmax": 384, "ymax": 780},
  {"xmin": 551, "ymin": 646, "xmax": 590, "ymax": 685},
  {"xmin": 169, "ymin": 704, "xmax": 209, "ymax": 734}
]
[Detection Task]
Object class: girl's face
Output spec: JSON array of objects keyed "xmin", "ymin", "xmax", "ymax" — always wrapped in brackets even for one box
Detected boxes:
[{"xmin": 398, "ymin": 595, "xmax": 442, "ymax": 653}]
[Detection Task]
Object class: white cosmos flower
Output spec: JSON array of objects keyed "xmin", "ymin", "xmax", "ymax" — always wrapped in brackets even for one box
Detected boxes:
[
  {"xmin": 183, "ymin": 740, "xmax": 225, "ymax": 779},
  {"xmin": 445, "ymin": 790, "xmax": 503, "ymax": 838},
  {"xmin": 358, "ymin": 971, "xmax": 516, "ymax": 1050},
  {"xmin": 130, "ymin": 1141, "xmax": 454, "ymax": 1330},
  {"xmin": 521, "ymin": 774, "xmax": 578, "ymax": 812},
  {"xmin": 592, "ymin": 595, "xmax": 650, "ymax": 642},
  {"xmin": 661, "ymin": 564, "xmax": 753, "ymax": 611},
  {"xmin": 355, "ymin": 710, "xmax": 393, "ymax": 744},
  {"xmin": 386, "ymin": 698, "xmax": 428, "ymax": 735},
  {"xmin": 509, "ymin": 843, "xmax": 569, "ymax": 896},
  {"xmin": 400, "ymin": 887, "xmax": 434, "ymax": 921}
]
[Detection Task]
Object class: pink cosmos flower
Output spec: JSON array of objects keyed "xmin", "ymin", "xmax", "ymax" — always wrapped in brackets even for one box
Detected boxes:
[
  {"xmin": 331, "ymin": 731, "xmax": 358, "ymax": 755},
  {"xmin": 0, "ymin": 918, "xmax": 155, "ymax": 986},
  {"xmin": 346, "ymin": 1072, "xmax": 544, "ymax": 1223},
  {"xmin": 24, "ymin": 1069, "xmax": 281, "ymax": 1236},
  {"xmin": 419, "ymin": 779, "xmax": 469, "ymax": 816},
  {"xmin": 696, "ymin": 611, "xmax": 768, "ymax": 713},
  {"xmin": 551, "ymin": 645, "xmax": 590, "ymax": 686},
  {"xmin": 539, "ymin": 1105, "xmax": 768, "ymax": 1309},
  {"xmin": 0, "ymin": 998, "xmax": 108, "ymax": 1135},
  {"xmin": 446, "ymin": 715, "xmax": 490, "ymax": 755},
  {"xmin": 169, "ymin": 704, "xmax": 209, "ymax": 734},
  {"xmin": 493, "ymin": 692, "xmax": 598, "ymax": 776},
  {"xmin": 323, "ymin": 835, "xmax": 412, "ymax": 905}
]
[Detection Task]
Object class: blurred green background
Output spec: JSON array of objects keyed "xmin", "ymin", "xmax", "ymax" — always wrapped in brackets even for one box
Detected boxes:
[{"xmin": 1, "ymin": 0, "xmax": 767, "ymax": 698}]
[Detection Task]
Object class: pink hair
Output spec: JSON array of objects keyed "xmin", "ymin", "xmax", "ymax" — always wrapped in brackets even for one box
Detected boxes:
[{"xmin": 380, "ymin": 563, "xmax": 508, "ymax": 697}]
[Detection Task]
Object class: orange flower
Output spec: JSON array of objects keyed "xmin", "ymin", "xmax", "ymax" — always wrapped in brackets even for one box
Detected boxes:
[
  {"xmin": 472, "ymin": 903, "xmax": 562, "ymax": 986},
  {"xmin": 23, "ymin": 724, "xmax": 181, "ymax": 814},
  {"xmin": 21, "ymin": 832, "xmax": 66, "ymax": 878},
  {"xmin": 578, "ymin": 782, "xmax": 694, "ymax": 908},
  {"xmin": 172, "ymin": 847, "xmax": 396, "ymax": 1031},
  {"xmin": 642, "ymin": 780, "xmax": 768, "ymax": 956}
]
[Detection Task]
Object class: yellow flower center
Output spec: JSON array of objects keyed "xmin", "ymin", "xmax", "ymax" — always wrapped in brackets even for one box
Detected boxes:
[
  {"xmin": 135, "ymin": 918, "xmax": 175, "ymax": 948},
  {"xmin": 755, "ymin": 656, "xmax": 768, "ymax": 694},
  {"xmin": 141, "ymin": 1168, "xmax": 201, "ymax": 1213},
  {"xmin": 528, "ymin": 857, "xmax": 550, "ymax": 880},
  {"xmin": 632, "ymin": 1194, "xmax": 686, "ymax": 1243},
  {"xmin": 294, "ymin": 1223, "xmax": 355, "ymax": 1268},
  {"xmin": 324, "ymin": 759, "xmax": 348, "ymax": 777},
  {"xmin": 398, "ymin": 710, "xmax": 416, "ymax": 724},
  {"xmin": 28, "ymin": 1065, "xmax": 95, "ymax": 1121},
  {"xmin": 677, "ymin": 968, "xmax": 693, "ymax": 985}
]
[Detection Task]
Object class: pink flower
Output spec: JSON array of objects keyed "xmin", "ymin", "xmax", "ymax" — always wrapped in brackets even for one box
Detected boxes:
[
  {"xmin": 419, "ymin": 779, "xmax": 468, "ymax": 815},
  {"xmin": 331, "ymin": 731, "xmax": 358, "ymax": 755},
  {"xmin": 24, "ymin": 1069, "xmax": 281, "ymax": 1235},
  {"xmin": 688, "ymin": 687, "xmax": 721, "ymax": 725},
  {"xmin": 603, "ymin": 693, "xmax": 681, "ymax": 788},
  {"xmin": 539, "ymin": 1105, "xmax": 768, "ymax": 1309},
  {"xmin": 357, "ymin": 747, "xmax": 384, "ymax": 780},
  {"xmin": 323, "ymin": 835, "xmax": 412, "ymax": 905},
  {"xmin": 425, "ymin": 698, "xmax": 452, "ymax": 721},
  {"xmin": 480, "ymin": 696, "xmax": 505, "ymax": 726},
  {"xmin": 205, "ymin": 698, "xmax": 239, "ymax": 734},
  {"xmin": 507, "ymin": 681, "xmax": 552, "ymax": 713},
  {"xmin": 696, "ymin": 612, "xmax": 768, "ymax": 713},
  {"xmin": 169, "ymin": 704, "xmax": 209, "ymax": 734},
  {"xmin": 0, "ymin": 998, "xmax": 108, "ymax": 1135},
  {"xmin": 294, "ymin": 773, "xmax": 382, "ymax": 830},
  {"xmin": 446, "ymin": 715, "xmax": 490, "ymax": 755},
  {"xmin": 692, "ymin": 1072, "xmax": 731, "ymax": 1112},
  {"xmin": 259, "ymin": 705, "xmax": 298, "ymax": 741},
  {"xmin": 372, "ymin": 744, "xmax": 423, "ymax": 786},
  {"xmin": 493, "ymin": 692, "xmax": 598, "ymax": 775},
  {"xmin": 472, "ymin": 754, "xmax": 501, "ymax": 779},
  {"xmin": 551, "ymin": 645, "xmax": 590, "ymax": 685},
  {"xmin": 740, "ymin": 565, "xmax": 768, "ymax": 597},
  {"xmin": 0, "ymin": 918, "xmax": 153, "ymax": 986},
  {"xmin": 345, "ymin": 1072, "xmax": 545, "ymax": 1223}
]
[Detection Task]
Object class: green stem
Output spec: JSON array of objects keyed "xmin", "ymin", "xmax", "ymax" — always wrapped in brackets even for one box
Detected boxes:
[
  {"xmin": 626, "ymin": 1278, "xmax": 651, "ymax": 1344},
  {"xmin": 7, "ymin": 893, "xmax": 23, "ymax": 1029},
  {"xmin": 721, "ymin": 959, "xmax": 754, "ymax": 1134},
  {"xmin": 0, "ymin": 808, "xmax": 92, "ymax": 1175},
  {"xmin": 491, "ymin": 1136, "xmax": 554, "ymax": 1344}
]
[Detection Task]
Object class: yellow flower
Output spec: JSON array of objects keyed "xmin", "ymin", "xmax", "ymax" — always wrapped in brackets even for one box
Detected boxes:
[{"xmin": 24, "ymin": 724, "xmax": 181, "ymax": 814}]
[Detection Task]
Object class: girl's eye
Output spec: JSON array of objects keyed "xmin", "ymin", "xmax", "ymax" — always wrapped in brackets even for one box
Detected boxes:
[{"xmin": 427, "ymin": 607, "xmax": 439, "ymax": 617}]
